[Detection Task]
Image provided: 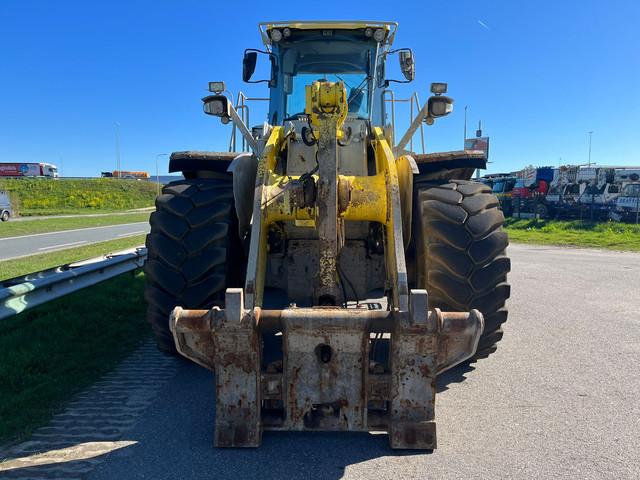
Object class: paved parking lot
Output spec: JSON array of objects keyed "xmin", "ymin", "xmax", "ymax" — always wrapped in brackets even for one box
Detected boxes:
[{"xmin": 1, "ymin": 243, "xmax": 639, "ymax": 479}]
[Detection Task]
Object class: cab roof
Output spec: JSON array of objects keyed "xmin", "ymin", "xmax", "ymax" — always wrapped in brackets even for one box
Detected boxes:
[{"xmin": 259, "ymin": 20, "xmax": 398, "ymax": 48}]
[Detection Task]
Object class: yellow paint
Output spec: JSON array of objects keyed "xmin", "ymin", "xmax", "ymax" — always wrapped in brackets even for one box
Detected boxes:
[
  {"xmin": 253, "ymin": 126, "xmax": 285, "ymax": 307},
  {"xmin": 305, "ymin": 81, "xmax": 347, "ymax": 140},
  {"xmin": 261, "ymin": 126, "xmax": 284, "ymax": 172},
  {"xmin": 251, "ymin": 86, "xmax": 403, "ymax": 307},
  {"xmin": 262, "ymin": 173, "xmax": 387, "ymax": 224},
  {"xmin": 294, "ymin": 219, "xmax": 316, "ymax": 227},
  {"xmin": 372, "ymin": 127, "xmax": 401, "ymax": 307},
  {"xmin": 264, "ymin": 21, "xmax": 393, "ymax": 32},
  {"xmin": 339, "ymin": 174, "xmax": 387, "ymax": 223}
]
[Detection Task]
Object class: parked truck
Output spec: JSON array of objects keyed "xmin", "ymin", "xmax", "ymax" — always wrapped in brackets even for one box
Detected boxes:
[
  {"xmin": 0, "ymin": 162, "xmax": 58, "ymax": 178},
  {"xmin": 511, "ymin": 166, "xmax": 554, "ymax": 217},
  {"xmin": 610, "ymin": 182, "xmax": 640, "ymax": 222},
  {"xmin": 490, "ymin": 175, "xmax": 517, "ymax": 215},
  {"xmin": 544, "ymin": 165, "xmax": 593, "ymax": 218},
  {"xmin": 575, "ymin": 167, "xmax": 640, "ymax": 220},
  {"xmin": 101, "ymin": 170, "xmax": 150, "ymax": 179}
]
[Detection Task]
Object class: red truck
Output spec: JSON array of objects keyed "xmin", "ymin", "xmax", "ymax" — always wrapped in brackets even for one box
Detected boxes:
[
  {"xmin": 512, "ymin": 166, "xmax": 554, "ymax": 216},
  {"xmin": 0, "ymin": 162, "xmax": 58, "ymax": 178}
]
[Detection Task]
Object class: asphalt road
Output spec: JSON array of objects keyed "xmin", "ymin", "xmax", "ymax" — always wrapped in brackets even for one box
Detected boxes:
[
  {"xmin": 2, "ymin": 244, "xmax": 639, "ymax": 479},
  {"xmin": 0, "ymin": 222, "xmax": 150, "ymax": 260}
]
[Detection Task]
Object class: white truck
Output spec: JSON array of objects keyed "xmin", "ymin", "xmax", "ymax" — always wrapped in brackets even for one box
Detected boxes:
[
  {"xmin": 545, "ymin": 166, "xmax": 593, "ymax": 217},
  {"xmin": 578, "ymin": 168, "xmax": 640, "ymax": 220},
  {"xmin": 610, "ymin": 182, "xmax": 640, "ymax": 222},
  {"xmin": 0, "ymin": 162, "xmax": 58, "ymax": 178}
]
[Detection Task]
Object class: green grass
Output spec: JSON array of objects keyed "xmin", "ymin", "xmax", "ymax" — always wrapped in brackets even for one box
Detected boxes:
[
  {"xmin": 0, "ymin": 271, "xmax": 150, "ymax": 444},
  {"xmin": 504, "ymin": 218, "xmax": 640, "ymax": 251},
  {"xmin": 17, "ymin": 208, "xmax": 151, "ymax": 216},
  {"xmin": 0, "ymin": 178, "xmax": 157, "ymax": 215},
  {"xmin": 0, "ymin": 212, "xmax": 150, "ymax": 239},
  {"xmin": 0, "ymin": 235, "xmax": 147, "ymax": 280}
]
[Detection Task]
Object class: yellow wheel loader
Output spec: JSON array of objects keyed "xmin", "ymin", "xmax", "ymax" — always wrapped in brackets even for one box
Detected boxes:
[{"xmin": 145, "ymin": 21, "xmax": 510, "ymax": 449}]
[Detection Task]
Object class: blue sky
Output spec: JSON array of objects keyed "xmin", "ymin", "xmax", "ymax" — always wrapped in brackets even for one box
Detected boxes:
[{"xmin": 1, "ymin": 0, "xmax": 638, "ymax": 176}]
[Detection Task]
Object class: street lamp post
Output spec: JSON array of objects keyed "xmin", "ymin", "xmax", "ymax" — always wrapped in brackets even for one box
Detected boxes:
[
  {"xmin": 155, "ymin": 153, "xmax": 169, "ymax": 197},
  {"xmin": 463, "ymin": 105, "xmax": 468, "ymax": 146},
  {"xmin": 115, "ymin": 122, "xmax": 121, "ymax": 178},
  {"xmin": 587, "ymin": 131, "xmax": 593, "ymax": 167}
]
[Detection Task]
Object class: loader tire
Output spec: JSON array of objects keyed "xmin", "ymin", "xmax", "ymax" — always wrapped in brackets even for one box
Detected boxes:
[
  {"xmin": 144, "ymin": 178, "xmax": 243, "ymax": 354},
  {"xmin": 414, "ymin": 180, "xmax": 511, "ymax": 360}
]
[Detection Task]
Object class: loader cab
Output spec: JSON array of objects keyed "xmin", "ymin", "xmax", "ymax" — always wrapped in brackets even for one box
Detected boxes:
[
  {"xmin": 239, "ymin": 22, "xmax": 409, "ymax": 177},
  {"xmin": 248, "ymin": 22, "xmax": 408, "ymax": 131},
  {"xmin": 266, "ymin": 28, "xmax": 385, "ymax": 126},
  {"xmin": 203, "ymin": 21, "xmax": 453, "ymax": 156}
]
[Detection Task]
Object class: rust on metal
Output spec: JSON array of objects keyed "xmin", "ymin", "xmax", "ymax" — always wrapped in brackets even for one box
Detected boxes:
[{"xmin": 170, "ymin": 289, "xmax": 484, "ymax": 449}]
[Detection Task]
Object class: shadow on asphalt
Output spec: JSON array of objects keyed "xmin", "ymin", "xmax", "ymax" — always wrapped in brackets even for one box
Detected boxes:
[
  {"xmin": 95, "ymin": 362, "xmax": 476, "ymax": 480},
  {"xmin": 437, "ymin": 361, "xmax": 476, "ymax": 393},
  {"xmin": 3, "ymin": 361, "xmax": 476, "ymax": 480}
]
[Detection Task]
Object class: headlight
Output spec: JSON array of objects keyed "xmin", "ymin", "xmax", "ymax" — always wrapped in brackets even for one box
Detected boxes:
[
  {"xmin": 430, "ymin": 82, "xmax": 448, "ymax": 95},
  {"xmin": 373, "ymin": 28, "xmax": 386, "ymax": 42},
  {"xmin": 208, "ymin": 81, "xmax": 226, "ymax": 94},
  {"xmin": 270, "ymin": 29, "xmax": 283, "ymax": 42},
  {"xmin": 204, "ymin": 100, "xmax": 225, "ymax": 115}
]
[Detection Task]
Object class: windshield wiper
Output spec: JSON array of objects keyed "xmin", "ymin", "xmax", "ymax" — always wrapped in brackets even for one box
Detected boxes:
[
  {"xmin": 334, "ymin": 74, "xmax": 355, "ymax": 90},
  {"xmin": 347, "ymin": 76, "xmax": 370, "ymax": 108}
]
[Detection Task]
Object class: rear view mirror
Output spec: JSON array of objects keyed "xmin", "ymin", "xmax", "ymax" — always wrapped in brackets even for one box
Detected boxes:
[
  {"xmin": 243, "ymin": 52, "xmax": 258, "ymax": 82},
  {"xmin": 385, "ymin": 48, "xmax": 416, "ymax": 85},
  {"xmin": 242, "ymin": 49, "xmax": 277, "ymax": 87},
  {"xmin": 399, "ymin": 50, "xmax": 415, "ymax": 81}
]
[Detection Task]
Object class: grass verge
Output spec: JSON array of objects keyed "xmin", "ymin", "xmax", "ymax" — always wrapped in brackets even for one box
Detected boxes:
[
  {"xmin": 0, "ymin": 271, "xmax": 150, "ymax": 444},
  {"xmin": 1, "ymin": 235, "xmax": 147, "ymax": 280},
  {"xmin": 0, "ymin": 178, "xmax": 157, "ymax": 215},
  {"xmin": 14, "ymin": 208, "xmax": 152, "ymax": 216},
  {"xmin": 0, "ymin": 212, "xmax": 150, "ymax": 239},
  {"xmin": 504, "ymin": 218, "xmax": 640, "ymax": 251}
]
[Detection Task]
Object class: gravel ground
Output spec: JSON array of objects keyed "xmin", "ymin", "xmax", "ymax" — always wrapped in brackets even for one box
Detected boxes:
[{"xmin": 2, "ymin": 243, "xmax": 639, "ymax": 479}]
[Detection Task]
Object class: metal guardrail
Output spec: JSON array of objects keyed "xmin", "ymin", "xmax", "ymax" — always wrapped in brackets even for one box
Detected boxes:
[{"xmin": 0, "ymin": 246, "xmax": 147, "ymax": 320}]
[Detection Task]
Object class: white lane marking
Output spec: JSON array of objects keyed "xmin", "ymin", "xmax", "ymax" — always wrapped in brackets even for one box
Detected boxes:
[
  {"xmin": 117, "ymin": 230, "xmax": 146, "ymax": 238},
  {"xmin": 37, "ymin": 240, "xmax": 88, "ymax": 251},
  {"xmin": 1, "ymin": 243, "xmax": 146, "ymax": 262},
  {"xmin": 0, "ymin": 222, "xmax": 149, "ymax": 242}
]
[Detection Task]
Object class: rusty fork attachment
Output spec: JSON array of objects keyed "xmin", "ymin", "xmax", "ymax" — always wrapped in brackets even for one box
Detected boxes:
[{"xmin": 170, "ymin": 288, "xmax": 483, "ymax": 449}]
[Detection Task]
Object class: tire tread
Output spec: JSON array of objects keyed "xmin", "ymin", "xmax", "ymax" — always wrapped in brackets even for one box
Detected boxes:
[
  {"xmin": 414, "ymin": 180, "xmax": 511, "ymax": 359},
  {"xmin": 144, "ymin": 178, "xmax": 241, "ymax": 354}
]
